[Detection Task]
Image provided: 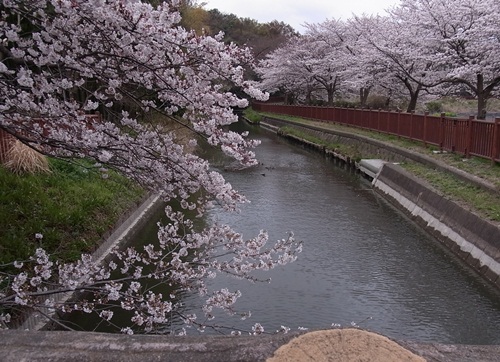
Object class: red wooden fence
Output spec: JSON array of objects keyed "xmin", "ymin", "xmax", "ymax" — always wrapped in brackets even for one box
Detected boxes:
[
  {"xmin": 0, "ymin": 128, "xmax": 14, "ymax": 164},
  {"xmin": 252, "ymin": 103, "xmax": 500, "ymax": 164}
]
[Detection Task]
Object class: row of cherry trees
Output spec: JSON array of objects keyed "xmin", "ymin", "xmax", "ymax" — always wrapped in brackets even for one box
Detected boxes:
[
  {"xmin": 257, "ymin": 0, "xmax": 500, "ymax": 119},
  {"xmin": 0, "ymin": 0, "xmax": 301, "ymax": 334}
]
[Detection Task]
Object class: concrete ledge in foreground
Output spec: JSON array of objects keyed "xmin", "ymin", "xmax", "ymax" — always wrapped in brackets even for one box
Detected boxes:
[{"xmin": 1, "ymin": 329, "xmax": 500, "ymax": 362}]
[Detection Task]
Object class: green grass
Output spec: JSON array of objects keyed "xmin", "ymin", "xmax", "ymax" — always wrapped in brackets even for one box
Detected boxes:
[
  {"xmin": 243, "ymin": 108, "xmax": 263, "ymax": 123},
  {"xmin": 0, "ymin": 158, "xmax": 145, "ymax": 264},
  {"xmin": 279, "ymin": 126, "xmax": 364, "ymax": 161},
  {"xmin": 401, "ymin": 162, "xmax": 500, "ymax": 222}
]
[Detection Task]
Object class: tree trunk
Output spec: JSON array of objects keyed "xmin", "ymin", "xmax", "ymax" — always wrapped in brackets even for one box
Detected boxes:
[
  {"xmin": 405, "ymin": 83, "xmax": 421, "ymax": 113},
  {"xmin": 327, "ymin": 85, "xmax": 334, "ymax": 106},
  {"xmin": 476, "ymin": 73, "xmax": 487, "ymax": 120},
  {"xmin": 406, "ymin": 92, "xmax": 419, "ymax": 112},
  {"xmin": 359, "ymin": 87, "xmax": 370, "ymax": 108},
  {"xmin": 305, "ymin": 89, "xmax": 312, "ymax": 105}
]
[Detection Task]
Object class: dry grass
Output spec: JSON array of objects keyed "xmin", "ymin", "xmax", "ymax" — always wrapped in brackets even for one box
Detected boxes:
[{"xmin": 3, "ymin": 140, "xmax": 51, "ymax": 175}]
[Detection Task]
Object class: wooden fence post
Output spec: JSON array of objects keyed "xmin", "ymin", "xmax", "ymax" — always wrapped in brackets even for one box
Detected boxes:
[
  {"xmin": 492, "ymin": 117, "xmax": 500, "ymax": 165},
  {"xmin": 397, "ymin": 109, "xmax": 401, "ymax": 139},
  {"xmin": 466, "ymin": 115, "xmax": 474, "ymax": 159},
  {"xmin": 377, "ymin": 108, "xmax": 381, "ymax": 132},
  {"xmin": 439, "ymin": 112, "xmax": 445, "ymax": 151},
  {"xmin": 423, "ymin": 111, "xmax": 428, "ymax": 148},
  {"xmin": 409, "ymin": 110, "xmax": 414, "ymax": 141},
  {"xmin": 0, "ymin": 129, "xmax": 13, "ymax": 164}
]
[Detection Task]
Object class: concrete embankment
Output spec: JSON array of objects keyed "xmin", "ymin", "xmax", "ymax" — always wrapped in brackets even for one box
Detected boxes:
[
  {"xmin": 19, "ymin": 193, "xmax": 163, "ymax": 331},
  {"xmin": 373, "ymin": 163, "xmax": 500, "ymax": 288},
  {"xmin": 258, "ymin": 116, "xmax": 498, "ymax": 194},
  {"xmin": 3, "ymin": 117, "xmax": 499, "ymax": 361}
]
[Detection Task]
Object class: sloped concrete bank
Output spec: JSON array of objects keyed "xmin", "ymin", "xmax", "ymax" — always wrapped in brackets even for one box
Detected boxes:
[
  {"xmin": 19, "ymin": 193, "xmax": 163, "ymax": 331},
  {"xmin": 373, "ymin": 163, "xmax": 500, "ymax": 288},
  {"xmin": 4, "ymin": 117, "xmax": 499, "ymax": 361}
]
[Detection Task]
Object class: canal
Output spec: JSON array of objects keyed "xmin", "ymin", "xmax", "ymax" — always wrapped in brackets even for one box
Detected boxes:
[{"xmin": 64, "ymin": 121, "xmax": 500, "ymax": 344}]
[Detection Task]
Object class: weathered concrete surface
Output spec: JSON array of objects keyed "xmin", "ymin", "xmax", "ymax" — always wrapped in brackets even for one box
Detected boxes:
[
  {"xmin": 2, "ymin": 329, "xmax": 500, "ymax": 362},
  {"xmin": 0, "ymin": 330, "xmax": 295, "ymax": 362},
  {"xmin": 358, "ymin": 159, "xmax": 386, "ymax": 179},
  {"xmin": 373, "ymin": 163, "xmax": 500, "ymax": 288},
  {"xmin": 19, "ymin": 193, "xmax": 163, "ymax": 331}
]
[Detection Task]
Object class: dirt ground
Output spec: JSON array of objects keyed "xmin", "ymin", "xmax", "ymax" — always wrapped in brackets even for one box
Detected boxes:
[{"xmin": 266, "ymin": 328, "xmax": 425, "ymax": 362}]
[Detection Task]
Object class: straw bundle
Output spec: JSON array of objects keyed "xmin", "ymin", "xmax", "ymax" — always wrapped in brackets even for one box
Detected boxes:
[{"xmin": 3, "ymin": 140, "xmax": 51, "ymax": 175}]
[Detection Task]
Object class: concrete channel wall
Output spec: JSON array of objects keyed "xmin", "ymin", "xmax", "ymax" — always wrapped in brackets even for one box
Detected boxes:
[
  {"xmin": 19, "ymin": 193, "xmax": 163, "ymax": 331},
  {"xmin": 373, "ymin": 164, "xmax": 500, "ymax": 288},
  {"xmin": 259, "ymin": 116, "xmax": 499, "ymax": 195}
]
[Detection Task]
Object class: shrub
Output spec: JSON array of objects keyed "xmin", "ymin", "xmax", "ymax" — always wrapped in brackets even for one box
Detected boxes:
[
  {"xmin": 426, "ymin": 101, "xmax": 443, "ymax": 114},
  {"xmin": 3, "ymin": 140, "xmax": 51, "ymax": 175}
]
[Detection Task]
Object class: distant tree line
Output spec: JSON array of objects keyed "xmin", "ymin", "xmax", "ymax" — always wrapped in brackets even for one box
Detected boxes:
[
  {"xmin": 256, "ymin": 0, "xmax": 500, "ymax": 119},
  {"xmin": 173, "ymin": 1, "xmax": 298, "ymax": 60}
]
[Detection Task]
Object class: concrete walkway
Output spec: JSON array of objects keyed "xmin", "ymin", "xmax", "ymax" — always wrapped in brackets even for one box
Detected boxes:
[{"xmin": 2, "ymin": 329, "xmax": 500, "ymax": 361}]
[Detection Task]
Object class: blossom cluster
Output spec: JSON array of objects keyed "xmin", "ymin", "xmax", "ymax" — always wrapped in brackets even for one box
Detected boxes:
[
  {"xmin": 257, "ymin": 0, "xmax": 500, "ymax": 117},
  {"xmin": 0, "ymin": 0, "xmax": 301, "ymax": 334}
]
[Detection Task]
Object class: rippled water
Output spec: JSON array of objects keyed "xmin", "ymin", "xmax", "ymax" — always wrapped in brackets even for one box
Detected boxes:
[
  {"xmin": 189, "ymin": 122, "xmax": 500, "ymax": 344},
  {"xmin": 64, "ymin": 121, "xmax": 500, "ymax": 344}
]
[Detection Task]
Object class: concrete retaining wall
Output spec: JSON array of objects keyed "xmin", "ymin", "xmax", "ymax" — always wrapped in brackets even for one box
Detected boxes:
[
  {"xmin": 373, "ymin": 163, "xmax": 500, "ymax": 288},
  {"xmin": 19, "ymin": 193, "xmax": 163, "ymax": 331},
  {"xmin": 3, "ymin": 329, "xmax": 500, "ymax": 362}
]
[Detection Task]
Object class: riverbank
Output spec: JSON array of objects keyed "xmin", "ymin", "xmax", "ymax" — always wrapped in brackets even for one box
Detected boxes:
[
  {"xmin": 20, "ymin": 193, "xmax": 162, "ymax": 331},
  {"xmin": 2, "ymin": 116, "xmax": 500, "ymax": 361},
  {"xmin": 0, "ymin": 158, "xmax": 146, "ymax": 329},
  {"xmin": 0, "ymin": 158, "xmax": 145, "ymax": 265}
]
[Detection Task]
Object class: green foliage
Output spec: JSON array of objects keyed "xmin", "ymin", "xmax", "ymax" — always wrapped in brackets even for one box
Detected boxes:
[
  {"xmin": 205, "ymin": 9, "xmax": 296, "ymax": 60},
  {"xmin": 0, "ymin": 159, "xmax": 144, "ymax": 264},
  {"xmin": 333, "ymin": 100, "xmax": 358, "ymax": 108},
  {"xmin": 243, "ymin": 108, "xmax": 263, "ymax": 123},
  {"xmin": 425, "ymin": 101, "xmax": 443, "ymax": 114},
  {"xmin": 366, "ymin": 95, "xmax": 391, "ymax": 110},
  {"xmin": 279, "ymin": 126, "xmax": 363, "ymax": 161}
]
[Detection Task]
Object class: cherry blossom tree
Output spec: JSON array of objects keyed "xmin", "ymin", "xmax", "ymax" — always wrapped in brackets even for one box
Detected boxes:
[
  {"xmin": 301, "ymin": 19, "xmax": 353, "ymax": 106},
  {"xmin": 351, "ymin": 11, "xmax": 446, "ymax": 112},
  {"xmin": 0, "ymin": 0, "xmax": 301, "ymax": 334},
  {"xmin": 397, "ymin": 0, "xmax": 500, "ymax": 119},
  {"xmin": 257, "ymin": 24, "xmax": 350, "ymax": 106},
  {"xmin": 257, "ymin": 37, "xmax": 318, "ymax": 104}
]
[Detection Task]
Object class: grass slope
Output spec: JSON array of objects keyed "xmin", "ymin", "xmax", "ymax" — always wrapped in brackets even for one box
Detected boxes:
[{"xmin": 0, "ymin": 159, "xmax": 144, "ymax": 264}]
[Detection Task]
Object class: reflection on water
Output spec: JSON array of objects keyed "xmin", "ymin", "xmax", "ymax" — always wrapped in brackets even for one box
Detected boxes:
[{"xmin": 62, "ymin": 121, "xmax": 500, "ymax": 344}]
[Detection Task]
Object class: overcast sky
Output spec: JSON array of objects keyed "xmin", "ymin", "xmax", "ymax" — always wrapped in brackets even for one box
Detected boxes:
[{"xmin": 204, "ymin": 0, "xmax": 400, "ymax": 33}]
